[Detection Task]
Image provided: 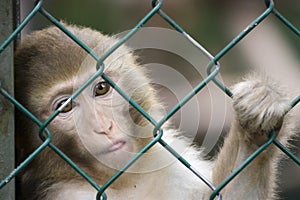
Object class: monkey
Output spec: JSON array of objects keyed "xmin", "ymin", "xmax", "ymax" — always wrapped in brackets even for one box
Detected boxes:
[{"xmin": 14, "ymin": 24, "xmax": 295, "ymax": 200}]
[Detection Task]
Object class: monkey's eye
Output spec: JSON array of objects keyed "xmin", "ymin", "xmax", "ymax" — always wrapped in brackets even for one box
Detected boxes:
[
  {"xmin": 56, "ymin": 99, "xmax": 73, "ymax": 113},
  {"xmin": 95, "ymin": 81, "xmax": 110, "ymax": 96}
]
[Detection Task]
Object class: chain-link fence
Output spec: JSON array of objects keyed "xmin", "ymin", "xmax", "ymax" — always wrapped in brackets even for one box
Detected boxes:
[{"xmin": 0, "ymin": 0, "xmax": 299, "ymax": 199}]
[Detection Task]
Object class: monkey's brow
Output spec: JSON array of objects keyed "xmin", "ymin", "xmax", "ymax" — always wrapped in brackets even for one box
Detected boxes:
[
  {"xmin": 45, "ymin": 81, "xmax": 75, "ymax": 103},
  {"xmin": 47, "ymin": 74, "xmax": 101, "ymax": 99}
]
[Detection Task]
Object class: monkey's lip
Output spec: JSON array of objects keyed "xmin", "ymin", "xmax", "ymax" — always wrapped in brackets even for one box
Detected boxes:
[{"xmin": 107, "ymin": 140, "xmax": 126, "ymax": 152}]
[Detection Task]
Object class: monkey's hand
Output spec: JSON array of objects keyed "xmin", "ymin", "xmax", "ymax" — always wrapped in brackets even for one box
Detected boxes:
[{"xmin": 231, "ymin": 79, "xmax": 291, "ymax": 146}]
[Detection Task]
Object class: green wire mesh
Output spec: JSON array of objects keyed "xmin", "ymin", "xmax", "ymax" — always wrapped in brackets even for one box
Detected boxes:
[{"xmin": 0, "ymin": 0, "xmax": 299, "ymax": 199}]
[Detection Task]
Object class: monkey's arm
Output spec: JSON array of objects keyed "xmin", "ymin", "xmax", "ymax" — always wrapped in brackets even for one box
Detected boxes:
[{"xmin": 212, "ymin": 78, "xmax": 292, "ymax": 199}]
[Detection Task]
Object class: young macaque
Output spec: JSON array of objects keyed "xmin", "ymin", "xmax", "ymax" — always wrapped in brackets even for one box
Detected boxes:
[{"xmin": 14, "ymin": 24, "xmax": 294, "ymax": 200}]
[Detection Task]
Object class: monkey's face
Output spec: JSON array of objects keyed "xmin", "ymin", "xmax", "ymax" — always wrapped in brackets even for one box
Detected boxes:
[{"xmin": 40, "ymin": 62, "xmax": 155, "ymax": 170}]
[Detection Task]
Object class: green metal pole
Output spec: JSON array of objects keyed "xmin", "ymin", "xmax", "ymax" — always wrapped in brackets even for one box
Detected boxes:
[{"xmin": 0, "ymin": 0, "xmax": 15, "ymax": 199}]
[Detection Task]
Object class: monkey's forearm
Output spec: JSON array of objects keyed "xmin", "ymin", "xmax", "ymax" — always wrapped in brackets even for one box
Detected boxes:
[
  {"xmin": 212, "ymin": 120, "xmax": 278, "ymax": 199},
  {"xmin": 212, "ymin": 121, "xmax": 239, "ymax": 186}
]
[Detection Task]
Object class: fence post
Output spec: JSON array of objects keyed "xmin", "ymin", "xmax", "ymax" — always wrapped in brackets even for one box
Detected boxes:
[{"xmin": 0, "ymin": 0, "xmax": 15, "ymax": 199}]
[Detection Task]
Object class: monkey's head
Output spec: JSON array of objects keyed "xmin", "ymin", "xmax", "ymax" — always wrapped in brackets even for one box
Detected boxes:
[{"xmin": 15, "ymin": 24, "xmax": 163, "ymax": 171}]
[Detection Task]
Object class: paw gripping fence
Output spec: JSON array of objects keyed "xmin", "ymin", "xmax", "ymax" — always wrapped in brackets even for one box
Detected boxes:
[{"xmin": 0, "ymin": 0, "xmax": 299, "ymax": 199}]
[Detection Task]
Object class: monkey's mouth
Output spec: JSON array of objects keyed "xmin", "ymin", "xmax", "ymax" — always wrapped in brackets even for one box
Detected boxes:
[{"xmin": 107, "ymin": 141, "xmax": 126, "ymax": 153}]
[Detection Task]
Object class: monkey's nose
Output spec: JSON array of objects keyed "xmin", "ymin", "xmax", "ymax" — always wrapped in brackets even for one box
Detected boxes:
[{"xmin": 94, "ymin": 120, "xmax": 112, "ymax": 135}]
